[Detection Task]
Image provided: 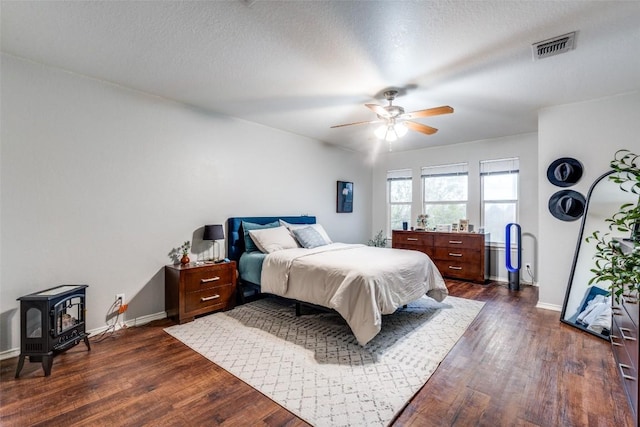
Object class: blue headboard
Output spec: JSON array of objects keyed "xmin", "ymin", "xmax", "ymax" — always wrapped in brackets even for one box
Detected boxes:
[{"xmin": 226, "ymin": 216, "xmax": 316, "ymax": 262}]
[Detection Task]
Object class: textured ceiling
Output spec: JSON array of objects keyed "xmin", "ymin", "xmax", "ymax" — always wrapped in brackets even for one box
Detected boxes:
[{"xmin": 2, "ymin": 1, "xmax": 640, "ymax": 153}]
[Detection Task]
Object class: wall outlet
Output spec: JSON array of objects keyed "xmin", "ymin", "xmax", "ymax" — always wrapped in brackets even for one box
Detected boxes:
[
  {"xmin": 116, "ymin": 293, "xmax": 125, "ymax": 304},
  {"xmin": 525, "ymin": 263, "xmax": 532, "ymax": 271}
]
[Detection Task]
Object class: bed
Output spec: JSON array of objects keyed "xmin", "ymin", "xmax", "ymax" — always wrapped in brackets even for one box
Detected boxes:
[{"xmin": 227, "ymin": 216, "xmax": 448, "ymax": 345}]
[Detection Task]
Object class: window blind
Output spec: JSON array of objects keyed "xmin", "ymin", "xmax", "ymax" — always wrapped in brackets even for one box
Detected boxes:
[
  {"xmin": 421, "ymin": 162, "xmax": 468, "ymax": 178},
  {"xmin": 480, "ymin": 158, "xmax": 519, "ymax": 175},
  {"xmin": 387, "ymin": 168, "xmax": 412, "ymax": 181}
]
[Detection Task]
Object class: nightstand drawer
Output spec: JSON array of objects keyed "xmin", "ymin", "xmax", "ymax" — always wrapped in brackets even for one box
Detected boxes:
[
  {"xmin": 165, "ymin": 261, "xmax": 237, "ymax": 324},
  {"xmin": 185, "ymin": 283, "xmax": 235, "ymax": 313},
  {"xmin": 184, "ymin": 267, "xmax": 234, "ymax": 293}
]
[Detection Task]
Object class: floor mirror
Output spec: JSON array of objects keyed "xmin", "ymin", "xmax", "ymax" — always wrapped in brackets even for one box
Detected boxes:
[{"xmin": 560, "ymin": 170, "xmax": 639, "ymax": 339}]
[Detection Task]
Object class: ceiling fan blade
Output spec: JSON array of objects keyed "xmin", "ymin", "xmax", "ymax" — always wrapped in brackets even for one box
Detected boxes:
[
  {"xmin": 365, "ymin": 103, "xmax": 391, "ymax": 117},
  {"xmin": 400, "ymin": 106, "xmax": 454, "ymax": 120},
  {"xmin": 405, "ymin": 121, "xmax": 438, "ymax": 135},
  {"xmin": 330, "ymin": 119, "xmax": 382, "ymax": 128}
]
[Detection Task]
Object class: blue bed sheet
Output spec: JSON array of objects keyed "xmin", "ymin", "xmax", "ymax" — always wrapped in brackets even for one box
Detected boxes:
[{"xmin": 239, "ymin": 251, "xmax": 267, "ymax": 286}]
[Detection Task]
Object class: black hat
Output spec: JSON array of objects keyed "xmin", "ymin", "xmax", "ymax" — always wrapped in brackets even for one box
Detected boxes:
[
  {"xmin": 548, "ymin": 190, "xmax": 586, "ymax": 221},
  {"xmin": 547, "ymin": 157, "xmax": 583, "ymax": 187}
]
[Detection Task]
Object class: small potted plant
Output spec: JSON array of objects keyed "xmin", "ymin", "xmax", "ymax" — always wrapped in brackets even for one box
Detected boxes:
[
  {"xmin": 179, "ymin": 241, "xmax": 191, "ymax": 265},
  {"xmin": 586, "ymin": 149, "xmax": 640, "ymax": 302},
  {"xmin": 367, "ymin": 230, "xmax": 388, "ymax": 248}
]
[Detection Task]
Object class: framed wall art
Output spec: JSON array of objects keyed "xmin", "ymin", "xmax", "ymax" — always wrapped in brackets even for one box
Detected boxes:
[{"xmin": 337, "ymin": 181, "xmax": 353, "ymax": 213}]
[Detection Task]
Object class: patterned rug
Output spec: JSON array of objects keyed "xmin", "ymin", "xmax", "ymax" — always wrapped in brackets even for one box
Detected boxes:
[{"xmin": 164, "ymin": 296, "xmax": 484, "ymax": 426}]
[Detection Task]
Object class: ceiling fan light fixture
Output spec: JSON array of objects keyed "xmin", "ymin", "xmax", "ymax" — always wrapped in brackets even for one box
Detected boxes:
[
  {"xmin": 395, "ymin": 122, "xmax": 408, "ymax": 137},
  {"xmin": 374, "ymin": 124, "xmax": 389, "ymax": 140},
  {"xmin": 375, "ymin": 122, "xmax": 407, "ymax": 142}
]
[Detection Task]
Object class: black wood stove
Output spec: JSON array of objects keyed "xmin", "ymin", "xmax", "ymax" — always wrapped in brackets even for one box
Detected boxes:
[{"xmin": 15, "ymin": 284, "xmax": 90, "ymax": 378}]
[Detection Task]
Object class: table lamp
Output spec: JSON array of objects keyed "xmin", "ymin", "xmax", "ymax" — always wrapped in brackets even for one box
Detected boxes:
[{"xmin": 203, "ymin": 224, "xmax": 224, "ymax": 261}]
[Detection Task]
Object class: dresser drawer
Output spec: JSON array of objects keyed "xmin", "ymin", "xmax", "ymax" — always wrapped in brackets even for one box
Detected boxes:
[
  {"xmin": 183, "ymin": 267, "xmax": 234, "ymax": 293},
  {"xmin": 622, "ymin": 295, "xmax": 639, "ymax": 329},
  {"xmin": 612, "ymin": 317, "xmax": 639, "ymax": 417},
  {"xmin": 432, "ymin": 247, "xmax": 481, "ymax": 263},
  {"xmin": 434, "ymin": 259, "xmax": 482, "ymax": 281},
  {"xmin": 392, "ymin": 231, "xmax": 433, "ymax": 247},
  {"xmin": 434, "ymin": 234, "xmax": 480, "ymax": 248},
  {"xmin": 613, "ymin": 307, "xmax": 639, "ymax": 369},
  {"xmin": 391, "ymin": 230, "xmax": 487, "ymax": 283},
  {"xmin": 185, "ymin": 283, "xmax": 235, "ymax": 313}
]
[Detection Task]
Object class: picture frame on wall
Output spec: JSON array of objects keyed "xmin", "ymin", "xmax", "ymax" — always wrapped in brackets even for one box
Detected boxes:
[{"xmin": 337, "ymin": 181, "xmax": 353, "ymax": 213}]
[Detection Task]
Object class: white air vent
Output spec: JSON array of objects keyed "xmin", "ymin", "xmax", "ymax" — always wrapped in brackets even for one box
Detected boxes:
[{"xmin": 532, "ymin": 32, "xmax": 576, "ymax": 61}]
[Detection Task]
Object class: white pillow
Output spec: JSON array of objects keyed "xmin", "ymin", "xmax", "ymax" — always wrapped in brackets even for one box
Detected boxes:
[
  {"xmin": 249, "ymin": 226, "xmax": 300, "ymax": 253},
  {"xmin": 279, "ymin": 220, "xmax": 333, "ymax": 244}
]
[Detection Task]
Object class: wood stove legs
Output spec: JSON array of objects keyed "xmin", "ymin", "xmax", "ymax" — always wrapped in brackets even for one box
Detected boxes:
[
  {"xmin": 14, "ymin": 355, "xmax": 25, "ymax": 378},
  {"xmin": 14, "ymin": 354, "xmax": 52, "ymax": 378},
  {"xmin": 15, "ymin": 337, "xmax": 91, "ymax": 378}
]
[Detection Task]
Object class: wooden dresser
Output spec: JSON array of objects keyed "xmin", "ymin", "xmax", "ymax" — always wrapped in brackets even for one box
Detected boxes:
[
  {"xmin": 611, "ymin": 241, "xmax": 638, "ymax": 421},
  {"xmin": 392, "ymin": 230, "xmax": 488, "ymax": 283},
  {"xmin": 165, "ymin": 261, "xmax": 237, "ymax": 324}
]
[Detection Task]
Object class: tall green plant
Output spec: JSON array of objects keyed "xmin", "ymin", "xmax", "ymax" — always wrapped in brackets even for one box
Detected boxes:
[{"xmin": 586, "ymin": 149, "xmax": 640, "ymax": 301}]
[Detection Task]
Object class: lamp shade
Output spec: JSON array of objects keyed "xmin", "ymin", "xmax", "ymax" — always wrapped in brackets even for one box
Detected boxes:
[{"xmin": 203, "ymin": 224, "xmax": 224, "ymax": 241}]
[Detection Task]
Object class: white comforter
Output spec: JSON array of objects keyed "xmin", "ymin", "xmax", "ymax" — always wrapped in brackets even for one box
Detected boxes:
[{"xmin": 261, "ymin": 243, "xmax": 448, "ymax": 345}]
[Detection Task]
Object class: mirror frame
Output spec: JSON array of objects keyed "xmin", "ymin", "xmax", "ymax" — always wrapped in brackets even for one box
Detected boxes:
[{"xmin": 560, "ymin": 170, "xmax": 616, "ymax": 339}]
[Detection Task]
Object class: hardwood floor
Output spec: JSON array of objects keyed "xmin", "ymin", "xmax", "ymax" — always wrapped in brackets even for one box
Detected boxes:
[{"xmin": 1, "ymin": 281, "xmax": 634, "ymax": 426}]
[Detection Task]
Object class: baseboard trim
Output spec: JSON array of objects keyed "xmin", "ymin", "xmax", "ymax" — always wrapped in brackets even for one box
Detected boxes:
[
  {"xmin": 488, "ymin": 275, "xmax": 537, "ymax": 287},
  {"xmin": 0, "ymin": 348, "xmax": 20, "ymax": 361},
  {"xmin": 536, "ymin": 302, "xmax": 562, "ymax": 312},
  {"xmin": 0, "ymin": 311, "xmax": 167, "ymax": 361}
]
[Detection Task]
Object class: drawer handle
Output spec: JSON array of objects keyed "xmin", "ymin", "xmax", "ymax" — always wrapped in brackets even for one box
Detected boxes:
[
  {"xmin": 406, "ymin": 238, "xmax": 419, "ymax": 241},
  {"xmin": 448, "ymin": 253, "xmax": 463, "ymax": 257},
  {"xmin": 619, "ymin": 363, "xmax": 637, "ymax": 381},
  {"xmin": 620, "ymin": 327, "xmax": 637, "ymax": 341},
  {"xmin": 201, "ymin": 294, "xmax": 220, "ymax": 302},
  {"xmin": 448, "ymin": 266, "xmax": 463, "ymax": 270},
  {"xmin": 449, "ymin": 240, "xmax": 463, "ymax": 244},
  {"xmin": 612, "ymin": 307, "xmax": 623, "ymax": 315},
  {"xmin": 201, "ymin": 276, "xmax": 220, "ymax": 283},
  {"xmin": 611, "ymin": 335, "xmax": 623, "ymax": 346}
]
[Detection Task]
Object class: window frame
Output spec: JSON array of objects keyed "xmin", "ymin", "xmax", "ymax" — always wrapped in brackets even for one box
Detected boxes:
[
  {"xmin": 480, "ymin": 158, "xmax": 520, "ymax": 246},
  {"xmin": 386, "ymin": 169, "xmax": 413, "ymax": 235},
  {"xmin": 421, "ymin": 163, "xmax": 469, "ymax": 229}
]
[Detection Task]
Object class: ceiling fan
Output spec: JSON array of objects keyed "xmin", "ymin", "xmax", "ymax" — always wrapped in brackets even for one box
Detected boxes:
[{"xmin": 331, "ymin": 90, "xmax": 453, "ymax": 142}]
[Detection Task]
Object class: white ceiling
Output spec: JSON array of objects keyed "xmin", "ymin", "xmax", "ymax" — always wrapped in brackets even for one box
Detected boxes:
[{"xmin": 2, "ymin": 1, "xmax": 640, "ymax": 153}]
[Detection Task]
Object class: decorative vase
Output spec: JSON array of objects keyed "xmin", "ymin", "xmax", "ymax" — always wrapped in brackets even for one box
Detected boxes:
[{"xmin": 180, "ymin": 254, "xmax": 190, "ymax": 265}]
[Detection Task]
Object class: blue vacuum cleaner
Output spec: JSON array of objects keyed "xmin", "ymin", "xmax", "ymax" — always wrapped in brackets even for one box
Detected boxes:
[{"xmin": 505, "ymin": 223, "xmax": 521, "ymax": 291}]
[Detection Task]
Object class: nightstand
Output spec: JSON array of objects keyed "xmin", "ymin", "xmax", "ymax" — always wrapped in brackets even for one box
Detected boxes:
[{"xmin": 165, "ymin": 261, "xmax": 237, "ymax": 324}]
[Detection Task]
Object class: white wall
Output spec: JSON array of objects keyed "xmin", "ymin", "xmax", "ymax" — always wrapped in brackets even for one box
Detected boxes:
[
  {"xmin": 0, "ymin": 54, "xmax": 372, "ymax": 353},
  {"xmin": 371, "ymin": 133, "xmax": 539, "ymax": 282},
  {"xmin": 537, "ymin": 90, "xmax": 640, "ymax": 310}
]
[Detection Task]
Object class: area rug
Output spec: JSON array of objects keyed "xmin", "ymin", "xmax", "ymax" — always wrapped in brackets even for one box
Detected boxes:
[{"xmin": 164, "ymin": 296, "xmax": 484, "ymax": 426}]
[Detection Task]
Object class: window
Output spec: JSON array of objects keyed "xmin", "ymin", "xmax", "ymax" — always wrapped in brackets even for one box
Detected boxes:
[
  {"xmin": 387, "ymin": 169, "xmax": 412, "ymax": 233},
  {"xmin": 481, "ymin": 158, "xmax": 519, "ymax": 244},
  {"xmin": 422, "ymin": 163, "xmax": 468, "ymax": 229}
]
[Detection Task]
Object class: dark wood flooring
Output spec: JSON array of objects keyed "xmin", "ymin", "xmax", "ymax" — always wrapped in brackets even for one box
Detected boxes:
[{"xmin": 0, "ymin": 281, "xmax": 634, "ymax": 426}]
